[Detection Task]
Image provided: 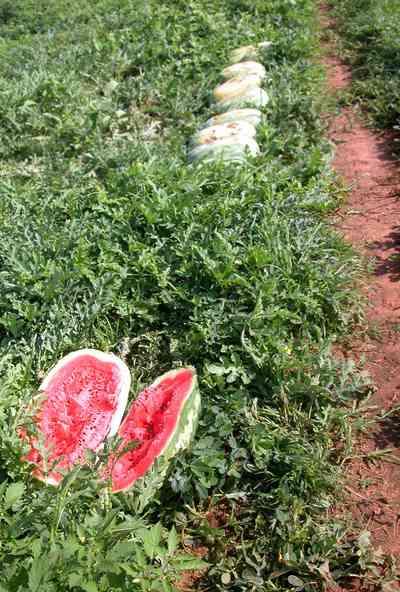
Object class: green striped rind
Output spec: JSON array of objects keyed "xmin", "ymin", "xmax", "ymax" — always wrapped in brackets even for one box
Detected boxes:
[
  {"xmin": 163, "ymin": 377, "xmax": 201, "ymax": 457},
  {"xmin": 115, "ymin": 369, "xmax": 201, "ymax": 511}
]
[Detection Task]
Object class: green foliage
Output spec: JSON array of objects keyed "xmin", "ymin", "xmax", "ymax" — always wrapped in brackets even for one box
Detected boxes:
[
  {"xmin": 333, "ymin": 0, "xmax": 400, "ymax": 131},
  {"xmin": 0, "ymin": 469, "xmax": 207, "ymax": 591},
  {"xmin": 0, "ymin": 0, "xmax": 379, "ymax": 589}
]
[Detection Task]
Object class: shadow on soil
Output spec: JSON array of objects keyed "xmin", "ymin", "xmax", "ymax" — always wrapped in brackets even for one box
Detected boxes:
[
  {"xmin": 375, "ymin": 133, "xmax": 400, "ymax": 162},
  {"xmin": 368, "ymin": 226, "xmax": 400, "ymax": 282},
  {"xmin": 374, "ymin": 411, "xmax": 400, "ymax": 449}
]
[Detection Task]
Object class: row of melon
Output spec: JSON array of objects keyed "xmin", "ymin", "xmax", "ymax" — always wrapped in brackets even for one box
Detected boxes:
[
  {"xmin": 189, "ymin": 42, "xmax": 271, "ymax": 164},
  {"xmin": 18, "ymin": 45, "xmax": 270, "ymax": 497}
]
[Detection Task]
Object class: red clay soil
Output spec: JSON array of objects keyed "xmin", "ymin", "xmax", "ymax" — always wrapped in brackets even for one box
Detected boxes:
[{"xmin": 321, "ymin": 4, "xmax": 400, "ymax": 562}]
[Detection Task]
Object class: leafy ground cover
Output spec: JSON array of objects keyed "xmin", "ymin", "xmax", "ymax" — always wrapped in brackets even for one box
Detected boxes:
[
  {"xmin": 333, "ymin": 0, "xmax": 400, "ymax": 132},
  {"xmin": 0, "ymin": 0, "xmax": 376, "ymax": 590}
]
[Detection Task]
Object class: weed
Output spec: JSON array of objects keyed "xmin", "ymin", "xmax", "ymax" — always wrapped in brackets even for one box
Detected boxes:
[{"xmin": 332, "ymin": 0, "xmax": 400, "ymax": 135}]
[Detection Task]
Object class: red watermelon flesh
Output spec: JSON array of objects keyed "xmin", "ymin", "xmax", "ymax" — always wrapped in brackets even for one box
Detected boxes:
[
  {"xmin": 21, "ymin": 349, "xmax": 130, "ymax": 485},
  {"xmin": 110, "ymin": 368, "xmax": 195, "ymax": 492}
]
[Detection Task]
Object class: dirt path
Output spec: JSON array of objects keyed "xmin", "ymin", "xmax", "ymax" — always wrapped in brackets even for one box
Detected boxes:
[{"xmin": 320, "ymin": 4, "xmax": 400, "ymax": 561}]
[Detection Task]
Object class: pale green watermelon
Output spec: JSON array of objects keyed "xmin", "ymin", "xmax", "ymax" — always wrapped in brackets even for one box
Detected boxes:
[
  {"xmin": 213, "ymin": 75, "xmax": 262, "ymax": 102},
  {"xmin": 215, "ymin": 87, "xmax": 269, "ymax": 112},
  {"xmin": 191, "ymin": 121, "xmax": 257, "ymax": 147},
  {"xmin": 222, "ymin": 61, "xmax": 266, "ymax": 81},
  {"xmin": 230, "ymin": 41, "xmax": 272, "ymax": 63},
  {"xmin": 203, "ymin": 108, "xmax": 262, "ymax": 129},
  {"xmin": 189, "ymin": 136, "xmax": 260, "ymax": 164}
]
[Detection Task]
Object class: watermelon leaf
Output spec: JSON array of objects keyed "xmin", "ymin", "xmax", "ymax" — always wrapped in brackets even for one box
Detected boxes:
[
  {"xmin": 107, "ymin": 540, "xmax": 138, "ymax": 561},
  {"xmin": 135, "ymin": 546, "xmax": 147, "ymax": 568},
  {"xmin": 4, "ymin": 482, "xmax": 25, "ymax": 510},
  {"xmin": 141, "ymin": 523, "xmax": 162, "ymax": 559},
  {"xmin": 167, "ymin": 526, "xmax": 178, "ymax": 554},
  {"xmin": 172, "ymin": 555, "xmax": 209, "ymax": 571},
  {"xmin": 28, "ymin": 557, "xmax": 50, "ymax": 592},
  {"xmin": 68, "ymin": 573, "xmax": 84, "ymax": 588},
  {"xmin": 81, "ymin": 582, "xmax": 99, "ymax": 592}
]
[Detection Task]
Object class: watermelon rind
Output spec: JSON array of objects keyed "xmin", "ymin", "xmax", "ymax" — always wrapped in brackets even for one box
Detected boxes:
[
  {"xmin": 230, "ymin": 41, "xmax": 272, "ymax": 63},
  {"xmin": 222, "ymin": 61, "xmax": 266, "ymax": 81},
  {"xmin": 202, "ymin": 108, "xmax": 263, "ymax": 130},
  {"xmin": 189, "ymin": 137, "xmax": 260, "ymax": 164},
  {"xmin": 111, "ymin": 367, "xmax": 201, "ymax": 499},
  {"xmin": 213, "ymin": 75, "xmax": 262, "ymax": 102},
  {"xmin": 215, "ymin": 87, "xmax": 269, "ymax": 112},
  {"xmin": 191, "ymin": 121, "xmax": 257, "ymax": 147}
]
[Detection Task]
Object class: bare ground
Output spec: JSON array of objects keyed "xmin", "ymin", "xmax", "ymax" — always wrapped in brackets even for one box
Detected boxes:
[{"xmin": 321, "ymin": 3, "xmax": 400, "ymax": 563}]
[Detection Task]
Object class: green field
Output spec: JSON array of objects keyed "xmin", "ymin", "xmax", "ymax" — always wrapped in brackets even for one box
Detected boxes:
[
  {"xmin": 0, "ymin": 0, "xmax": 379, "ymax": 590},
  {"xmin": 334, "ymin": 0, "xmax": 400, "ymax": 131}
]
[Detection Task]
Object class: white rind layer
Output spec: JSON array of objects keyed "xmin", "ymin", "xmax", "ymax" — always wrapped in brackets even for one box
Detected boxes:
[
  {"xmin": 148, "ymin": 367, "xmax": 197, "ymax": 458},
  {"xmin": 40, "ymin": 348, "xmax": 130, "ymax": 438}
]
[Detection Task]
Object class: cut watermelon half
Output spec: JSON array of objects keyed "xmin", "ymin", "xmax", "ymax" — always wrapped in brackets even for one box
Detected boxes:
[
  {"xmin": 20, "ymin": 349, "xmax": 130, "ymax": 485},
  {"xmin": 109, "ymin": 367, "xmax": 200, "ymax": 493}
]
